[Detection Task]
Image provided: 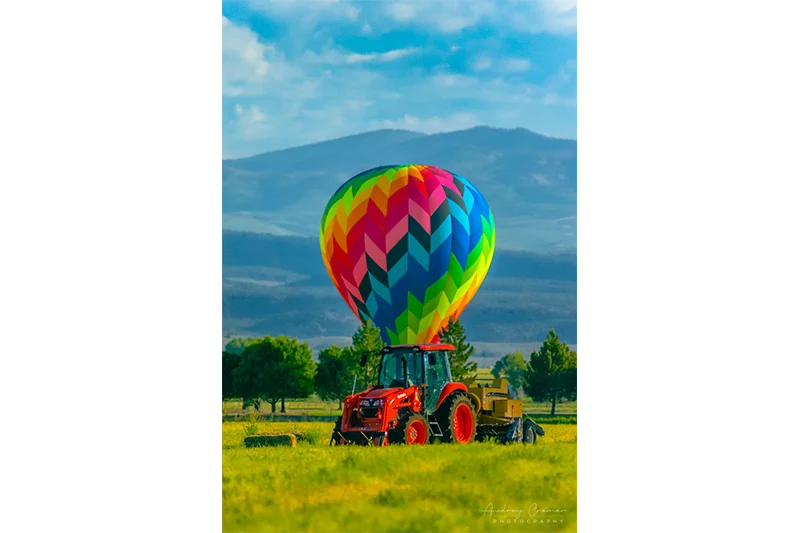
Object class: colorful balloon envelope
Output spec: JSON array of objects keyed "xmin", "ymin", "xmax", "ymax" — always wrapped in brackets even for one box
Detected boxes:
[{"xmin": 320, "ymin": 165, "xmax": 495, "ymax": 344}]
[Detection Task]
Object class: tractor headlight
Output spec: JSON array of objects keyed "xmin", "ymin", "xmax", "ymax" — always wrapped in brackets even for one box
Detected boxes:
[{"xmin": 360, "ymin": 399, "xmax": 371, "ymax": 407}]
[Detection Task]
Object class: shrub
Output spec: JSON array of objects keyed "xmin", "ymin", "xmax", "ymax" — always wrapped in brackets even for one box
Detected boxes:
[{"xmin": 243, "ymin": 411, "xmax": 260, "ymax": 437}]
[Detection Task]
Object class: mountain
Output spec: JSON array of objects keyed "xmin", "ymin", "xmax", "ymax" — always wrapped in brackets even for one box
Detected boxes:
[
  {"xmin": 223, "ymin": 126, "xmax": 577, "ymax": 252},
  {"xmin": 222, "ymin": 230, "xmax": 577, "ymax": 351}
]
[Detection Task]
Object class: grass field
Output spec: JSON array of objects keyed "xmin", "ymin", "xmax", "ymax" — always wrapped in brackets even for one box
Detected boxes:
[{"xmin": 223, "ymin": 421, "xmax": 577, "ymax": 533}]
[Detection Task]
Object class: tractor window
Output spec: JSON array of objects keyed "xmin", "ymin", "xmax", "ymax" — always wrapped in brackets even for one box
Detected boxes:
[
  {"xmin": 426, "ymin": 351, "xmax": 451, "ymax": 383},
  {"xmin": 377, "ymin": 350, "xmax": 419, "ymax": 388},
  {"xmin": 424, "ymin": 350, "xmax": 451, "ymax": 413}
]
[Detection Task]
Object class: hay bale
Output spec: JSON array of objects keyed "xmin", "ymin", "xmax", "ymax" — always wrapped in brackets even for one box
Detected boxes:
[
  {"xmin": 244, "ymin": 433, "xmax": 297, "ymax": 448},
  {"xmin": 250, "ymin": 430, "xmax": 319, "ymax": 443}
]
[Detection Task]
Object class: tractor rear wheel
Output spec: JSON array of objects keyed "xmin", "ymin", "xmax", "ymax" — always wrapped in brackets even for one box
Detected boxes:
[
  {"xmin": 437, "ymin": 393, "xmax": 477, "ymax": 444},
  {"xmin": 501, "ymin": 417, "xmax": 523, "ymax": 444},
  {"xmin": 523, "ymin": 419, "xmax": 537, "ymax": 444},
  {"xmin": 390, "ymin": 413, "xmax": 430, "ymax": 445}
]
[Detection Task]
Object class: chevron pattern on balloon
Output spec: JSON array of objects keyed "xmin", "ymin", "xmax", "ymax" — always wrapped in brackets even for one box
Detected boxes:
[{"xmin": 320, "ymin": 165, "xmax": 496, "ymax": 344}]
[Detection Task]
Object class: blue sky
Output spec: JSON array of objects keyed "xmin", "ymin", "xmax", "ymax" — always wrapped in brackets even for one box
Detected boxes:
[{"xmin": 222, "ymin": 0, "xmax": 576, "ymax": 158}]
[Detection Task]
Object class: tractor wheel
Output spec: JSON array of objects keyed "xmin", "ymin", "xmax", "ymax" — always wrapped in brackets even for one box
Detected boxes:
[
  {"xmin": 390, "ymin": 413, "xmax": 430, "ymax": 445},
  {"xmin": 523, "ymin": 420, "xmax": 537, "ymax": 444},
  {"xmin": 502, "ymin": 417, "xmax": 523, "ymax": 444},
  {"xmin": 437, "ymin": 393, "xmax": 477, "ymax": 444}
]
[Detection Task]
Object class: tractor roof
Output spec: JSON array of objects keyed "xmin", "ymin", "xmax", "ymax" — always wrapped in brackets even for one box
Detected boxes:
[{"xmin": 384, "ymin": 344, "xmax": 456, "ymax": 352}]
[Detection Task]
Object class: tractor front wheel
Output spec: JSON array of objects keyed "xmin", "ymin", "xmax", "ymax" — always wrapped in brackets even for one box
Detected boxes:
[
  {"xmin": 390, "ymin": 413, "xmax": 430, "ymax": 445},
  {"xmin": 437, "ymin": 393, "xmax": 477, "ymax": 444}
]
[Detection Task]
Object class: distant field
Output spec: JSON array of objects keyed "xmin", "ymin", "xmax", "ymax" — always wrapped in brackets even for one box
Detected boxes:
[
  {"xmin": 223, "ymin": 369, "xmax": 577, "ymax": 418},
  {"xmin": 223, "ymin": 421, "xmax": 577, "ymax": 533},
  {"xmin": 223, "ymin": 398, "xmax": 577, "ymax": 417}
]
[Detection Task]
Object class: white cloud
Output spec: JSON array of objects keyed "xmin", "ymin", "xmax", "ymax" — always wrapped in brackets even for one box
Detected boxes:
[
  {"xmin": 373, "ymin": 48, "xmax": 418, "ymax": 62},
  {"xmin": 223, "ymin": 16, "xmax": 322, "ymax": 101},
  {"xmin": 533, "ymin": 174, "xmax": 551, "ymax": 185},
  {"xmin": 472, "ymin": 57, "xmax": 533, "ymax": 73},
  {"xmin": 222, "ymin": 16, "xmax": 272, "ymax": 96},
  {"xmin": 538, "ymin": 0, "xmax": 578, "ymax": 13},
  {"xmin": 431, "ymin": 73, "xmax": 480, "ymax": 87},
  {"xmin": 235, "ymin": 104, "xmax": 265, "ymax": 122},
  {"xmin": 344, "ymin": 4, "xmax": 360, "ymax": 20},
  {"xmin": 385, "ymin": 0, "xmax": 495, "ymax": 32},
  {"xmin": 503, "ymin": 58, "xmax": 532, "ymax": 72},
  {"xmin": 471, "ymin": 56, "xmax": 493, "ymax": 71},
  {"xmin": 237, "ymin": 0, "xmax": 576, "ymax": 41},
  {"xmin": 370, "ymin": 112, "xmax": 480, "ymax": 133},
  {"xmin": 304, "ymin": 47, "xmax": 420, "ymax": 65},
  {"xmin": 244, "ymin": 0, "xmax": 354, "ymax": 18},
  {"xmin": 421, "ymin": 72, "xmax": 573, "ymax": 109},
  {"xmin": 540, "ymin": 93, "xmax": 575, "ymax": 106},
  {"xmin": 508, "ymin": 0, "xmax": 577, "ymax": 34},
  {"xmin": 361, "ymin": 23, "xmax": 372, "ymax": 34},
  {"xmin": 387, "ymin": 3, "xmax": 416, "ymax": 22},
  {"xmin": 382, "ymin": 0, "xmax": 575, "ymax": 35},
  {"xmin": 551, "ymin": 59, "xmax": 577, "ymax": 86},
  {"xmin": 221, "ymin": 8, "xmax": 576, "ymax": 155},
  {"xmin": 233, "ymin": 104, "xmax": 271, "ymax": 139},
  {"xmin": 223, "ymin": 56, "xmax": 390, "ymax": 155}
]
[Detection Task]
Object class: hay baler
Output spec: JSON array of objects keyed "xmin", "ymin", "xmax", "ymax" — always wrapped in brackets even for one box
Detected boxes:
[
  {"xmin": 463, "ymin": 377, "xmax": 545, "ymax": 444},
  {"xmin": 330, "ymin": 344, "xmax": 544, "ymax": 446}
]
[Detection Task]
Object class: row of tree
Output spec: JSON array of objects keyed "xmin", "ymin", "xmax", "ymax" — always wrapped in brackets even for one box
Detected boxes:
[
  {"xmin": 222, "ymin": 319, "xmax": 576, "ymax": 415},
  {"xmin": 222, "ymin": 335, "xmax": 316, "ymax": 413},
  {"xmin": 491, "ymin": 329, "xmax": 577, "ymax": 414}
]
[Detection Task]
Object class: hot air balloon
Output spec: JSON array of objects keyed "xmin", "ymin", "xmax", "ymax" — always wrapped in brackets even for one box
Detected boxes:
[{"xmin": 320, "ymin": 165, "xmax": 495, "ymax": 344}]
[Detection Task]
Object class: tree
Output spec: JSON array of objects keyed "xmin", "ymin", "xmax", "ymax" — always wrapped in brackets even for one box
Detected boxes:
[
  {"xmin": 491, "ymin": 351, "xmax": 528, "ymax": 396},
  {"xmin": 222, "ymin": 351, "xmax": 241, "ymax": 401},
  {"xmin": 351, "ymin": 321, "xmax": 383, "ymax": 389},
  {"xmin": 225, "ymin": 337, "xmax": 262, "ymax": 411},
  {"xmin": 224, "ymin": 337, "xmax": 260, "ymax": 355},
  {"xmin": 437, "ymin": 317, "xmax": 478, "ymax": 382},
  {"xmin": 233, "ymin": 336, "xmax": 317, "ymax": 414},
  {"xmin": 232, "ymin": 338, "xmax": 276, "ymax": 412},
  {"xmin": 276, "ymin": 336, "xmax": 317, "ymax": 412},
  {"xmin": 315, "ymin": 345, "xmax": 357, "ymax": 409},
  {"xmin": 523, "ymin": 329, "xmax": 577, "ymax": 415}
]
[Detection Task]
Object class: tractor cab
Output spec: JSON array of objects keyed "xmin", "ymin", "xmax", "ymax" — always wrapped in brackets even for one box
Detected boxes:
[{"xmin": 375, "ymin": 344, "xmax": 454, "ymax": 415}]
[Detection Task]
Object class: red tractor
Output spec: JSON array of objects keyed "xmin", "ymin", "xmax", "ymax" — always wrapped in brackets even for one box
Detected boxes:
[{"xmin": 330, "ymin": 344, "xmax": 477, "ymax": 446}]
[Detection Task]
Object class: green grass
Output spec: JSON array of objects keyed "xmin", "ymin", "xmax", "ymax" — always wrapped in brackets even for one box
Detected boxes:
[{"xmin": 223, "ymin": 421, "xmax": 577, "ymax": 533}]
